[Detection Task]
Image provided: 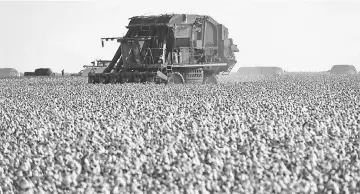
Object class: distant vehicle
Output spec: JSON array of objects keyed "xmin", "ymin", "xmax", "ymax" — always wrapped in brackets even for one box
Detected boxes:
[
  {"xmin": 24, "ymin": 68, "xmax": 54, "ymax": 76},
  {"xmin": 80, "ymin": 59, "xmax": 111, "ymax": 77},
  {"xmin": 88, "ymin": 13, "xmax": 239, "ymax": 84}
]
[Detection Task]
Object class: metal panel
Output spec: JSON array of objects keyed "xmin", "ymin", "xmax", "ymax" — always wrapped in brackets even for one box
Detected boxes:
[
  {"xmin": 204, "ymin": 21, "xmax": 217, "ymax": 47},
  {"xmin": 175, "ymin": 38, "xmax": 190, "ymax": 47},
  {"xmin": 169, "ymin": 14, "xmax": 198, "ymax": 25},
  {"xmin": 171, "ymin": 63, "xmax": 227, "ymax": 68},
  {"xmin": 185, "ymin": 68, "xmax": 203, "ymax": 83},
  {"xmin": 217, "ymin": 24, "xmax": 225, "ymax": 59},
  {"xmin": 180, "ymin": 47, "xmax": 190, "ymax": 64}
]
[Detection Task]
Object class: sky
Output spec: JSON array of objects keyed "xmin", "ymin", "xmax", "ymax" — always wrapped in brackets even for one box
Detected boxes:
[{"xmin": 0, "ymin": 0, "xmax": 360, "ymax": 73}]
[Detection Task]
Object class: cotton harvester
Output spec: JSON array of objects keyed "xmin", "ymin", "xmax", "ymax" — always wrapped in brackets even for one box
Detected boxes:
[{"xmin": 88, "ymin": 14, "xmax": 239, "ymax": 84}]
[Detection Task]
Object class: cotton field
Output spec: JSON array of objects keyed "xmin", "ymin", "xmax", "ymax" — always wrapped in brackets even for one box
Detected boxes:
[{"xmin": 0, "ymin": 74, "xmax": 360, "ymax": 194}]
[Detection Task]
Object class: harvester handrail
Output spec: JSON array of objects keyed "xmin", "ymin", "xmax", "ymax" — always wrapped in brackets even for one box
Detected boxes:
[
  {"xmin": 141, "ymin": 48, "xmax": 164, "ymax": 58},
  {"xmin": 101, "ymin": 37, "xmax": 123, "ymax": 41},
  {"xmin": 125, "ymin": 46, "xmax": 223, "ymax": 65},
  {"xmin": 167, "ymin": 47, "xmax": 220, "ymax": 64}
]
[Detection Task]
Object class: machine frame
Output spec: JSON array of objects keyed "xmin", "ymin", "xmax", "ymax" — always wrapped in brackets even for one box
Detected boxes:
[{"xmin": 88, "ymin": 14, "xmax": 239, "ymax": 84}]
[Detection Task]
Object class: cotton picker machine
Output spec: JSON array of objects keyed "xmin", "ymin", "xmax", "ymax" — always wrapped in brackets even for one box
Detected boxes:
[{"xmin": 88, "ymin": 14, "xmax": 239, "ymax": 84}]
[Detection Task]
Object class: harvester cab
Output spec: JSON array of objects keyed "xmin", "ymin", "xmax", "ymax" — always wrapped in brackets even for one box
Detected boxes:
[{"xmin": 88, "ymin": 14, "xmax": 238, "ymax": 84}]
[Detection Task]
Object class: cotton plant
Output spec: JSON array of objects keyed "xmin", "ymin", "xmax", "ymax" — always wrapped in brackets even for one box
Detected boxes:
[{"xmin": 0, "ymin": 74, "xmax": 360, "ymax": 193}]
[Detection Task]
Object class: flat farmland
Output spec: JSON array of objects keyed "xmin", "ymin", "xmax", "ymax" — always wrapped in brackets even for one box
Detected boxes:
[{"xmin": 0, "ymin": 73, "xmax": 360, "ymax": 194}]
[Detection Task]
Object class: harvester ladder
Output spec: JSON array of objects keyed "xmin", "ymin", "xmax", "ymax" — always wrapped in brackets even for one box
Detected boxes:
[{"xmin": 222, "ymin": 62, "xmax": 236, "ymax": 75}]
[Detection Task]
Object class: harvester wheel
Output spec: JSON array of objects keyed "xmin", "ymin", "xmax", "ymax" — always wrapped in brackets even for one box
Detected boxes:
[
  {"xmin": 167, "ymin": 72, "xmax": 185, "ymax": 84},
  {"xmin": 203, "ymin": 75, "xmax": 218, "ymax": 84}
]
